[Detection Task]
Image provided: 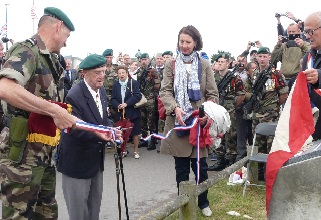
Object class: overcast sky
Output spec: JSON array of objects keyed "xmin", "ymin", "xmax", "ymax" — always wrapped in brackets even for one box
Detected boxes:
[{"xmin": 0, "ymin": 0, "xmax": 319, "ymax": 60}]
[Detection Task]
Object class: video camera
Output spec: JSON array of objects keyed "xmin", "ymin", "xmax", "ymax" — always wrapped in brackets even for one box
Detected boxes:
[
  {"xmin": 282, "ymin": 34, "xmax": 301, "ymax": 43},
  {"xmin": 250, "ymin": 42, "xmax": 256, "ymax": 47},
  {"xmin": 275, "ymin": 13, "xmax": 285, "ymax": 18},
  {"xmin": 1, "ymin": 37, "xmax": 10, "ymax": 43}
]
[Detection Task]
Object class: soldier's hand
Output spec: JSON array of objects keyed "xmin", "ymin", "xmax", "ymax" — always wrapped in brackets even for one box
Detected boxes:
[
  {"xmin": 51, "ymin": 104, "xmax": 77, "ymax": 130},
  {"xmin": 174, "ymin": 107, "xmax": 186, "ymax": 126}
]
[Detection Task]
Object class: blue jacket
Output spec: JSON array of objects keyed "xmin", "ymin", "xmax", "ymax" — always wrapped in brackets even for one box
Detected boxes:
[
  {"xmin": 111, "ymin": 79, "xmax": 142, "ymax": 121},
  {"xmin": 57, "ymin": 80, "xmax": 113, "ymax": 179}
]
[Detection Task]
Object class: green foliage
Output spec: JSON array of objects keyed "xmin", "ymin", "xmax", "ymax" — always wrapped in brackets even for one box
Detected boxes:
[
  {"xmin": 165, "ymin": 179, "xmax": 266, "ymax": 220},
  {"xmin": 211, "ymin": 50, "xmax": 235, "ymax": 64}
]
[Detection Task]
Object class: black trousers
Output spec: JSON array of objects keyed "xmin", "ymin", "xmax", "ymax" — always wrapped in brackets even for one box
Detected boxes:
[
  {"xmin": 236, "ymin": 110, "xmax": 253, "ymax": 161},
  {"xmin": 174, "ymin": 156, "xmax": 209, "ymax": 209}
]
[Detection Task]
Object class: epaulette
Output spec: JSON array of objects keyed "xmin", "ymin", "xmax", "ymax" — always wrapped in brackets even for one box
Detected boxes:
[{"xmin": 25, "ymin": 38, "xmax": 37, "ymax": 46}]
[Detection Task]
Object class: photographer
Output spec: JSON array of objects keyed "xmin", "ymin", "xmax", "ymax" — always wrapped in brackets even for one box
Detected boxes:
[
  {"xmin": 271, "ymin": 23, "xmax": 310, "ymax": 91},
  {"xmin": 275, "ymin": 12, "xmax": 307, "ymax": 42},
  {"xmin": 240, "ymin": 40, "xmax": 262, "ymax": 63}
]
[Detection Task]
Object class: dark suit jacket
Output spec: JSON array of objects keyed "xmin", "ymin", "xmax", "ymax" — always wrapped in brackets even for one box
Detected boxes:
[
  {"xmin": 63, "ymin": 69, "xmax": 78, "ymax": 100},
  {"xmin": 111, "ymin": 79, "xmax": 142, "ymax": 121},
  {"xmin": 302, "ymin": 49, "xmax": 321, "ymax": 140},
  {"xmin": 57, "ymin": 80, "xmax": 113, "ymax": 179}
]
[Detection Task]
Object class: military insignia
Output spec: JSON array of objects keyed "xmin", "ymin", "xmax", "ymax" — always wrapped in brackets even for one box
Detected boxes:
[{"xmin": 265, "ymin": 79, "xmax": 275, "ymax": 91}]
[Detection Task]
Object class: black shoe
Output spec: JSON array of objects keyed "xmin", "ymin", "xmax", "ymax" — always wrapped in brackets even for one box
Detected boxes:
[
  {"xmin": 147, "ymin": 143, "xmax": 156, "ymax": 151},
  {"xmin": 208, "ymin": 158, "xmax": 228, "ymax": 171},
  {"xmin": 210, "ymin": 153, "xmax": 218, "ymax": 161},
  {"xmin": 138, "ymin": 140, "xmax": 148, "ymax": 148},
  {"xmin": 227, "ymin": 155, "xmax": 237, "ymax": 166}
]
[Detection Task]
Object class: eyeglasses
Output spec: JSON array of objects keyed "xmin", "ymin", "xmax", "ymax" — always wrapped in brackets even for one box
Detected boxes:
[{"xmin": 303, "ymin": 26, "xmax": 321, "ymax": 36}]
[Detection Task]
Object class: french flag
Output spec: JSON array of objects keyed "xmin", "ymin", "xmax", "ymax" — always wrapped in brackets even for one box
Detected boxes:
[{"xmin": 265, "ymin": 72, "xmax": 315, "ymax": 214}]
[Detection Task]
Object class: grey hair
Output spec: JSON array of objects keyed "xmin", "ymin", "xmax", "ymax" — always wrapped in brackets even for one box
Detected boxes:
[{"xmin": 316, "ymin": 11, "xmax": 321, "ymax": 26}]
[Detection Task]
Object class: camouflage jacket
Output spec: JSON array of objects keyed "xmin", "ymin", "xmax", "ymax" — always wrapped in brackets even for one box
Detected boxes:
[
  {"xmin": 214, "ymin": 71, "xmax": 245, "ymax": 110},
  {"xmin": 136, "ymin": 67, "xmax": 161, "ymax": 99},
  {"xmin": 0, "ymin": 34, "xmax": 65, "ymax": 117},
  {"xmin": 103, "ymin": 64, "xmax": 118, "ymax": 105},
  {"xmin": 156, "ymin": 67, "xmax": 164, "ymax": 93},
  {"xmin": 251, "ymin": 67, "xmax": 288, "ymax": 110}
]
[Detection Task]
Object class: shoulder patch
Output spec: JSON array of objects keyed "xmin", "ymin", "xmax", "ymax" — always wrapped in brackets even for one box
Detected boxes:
[{"xmin": 26, "ymin": 38, "xmax": 37, "ymax": 46}]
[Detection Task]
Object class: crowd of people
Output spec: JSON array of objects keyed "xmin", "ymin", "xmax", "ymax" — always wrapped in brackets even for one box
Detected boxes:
[{"xmin": 0, "ymin": 6, "xmax": 321, "ymax": 219}]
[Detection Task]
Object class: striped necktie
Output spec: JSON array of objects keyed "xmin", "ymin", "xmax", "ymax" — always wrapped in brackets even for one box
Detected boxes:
[{"xmin": 95, "ymin": 93, "xmax": 99, "ymax": 108}]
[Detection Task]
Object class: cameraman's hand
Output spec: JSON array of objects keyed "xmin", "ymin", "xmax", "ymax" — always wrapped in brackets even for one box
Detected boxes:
[
  {"xmin": 275, "ymin": 13, "xmax": 281, "ymax": 22},
  {"xmin": 255, "ymin": 41, "xmax": 262, "ymax": 48},
  {"xmin": 247, "ymin": 41, "xmax": 252, "ymax": 50},
  {"xmin": 295, "ymin": 38, "xmax": 304, "ymax": 48},
  {"xmin": 285, "ymin": 12, "xmax": 297, "ymax": 21},
  {"xmin": 277, "ymin": 35, "xmax": 283, "ymax": 46}
]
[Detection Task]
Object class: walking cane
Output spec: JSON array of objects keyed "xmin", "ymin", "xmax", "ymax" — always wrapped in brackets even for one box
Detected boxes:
[{"xmin": 113, "ymin": 141, "xmax": 129, "ymax": 220}]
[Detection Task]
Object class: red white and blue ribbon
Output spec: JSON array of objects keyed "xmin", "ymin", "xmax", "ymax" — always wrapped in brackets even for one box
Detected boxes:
[
  {"xmin": 196, "ymin": 122, "xmax": 200, "ymax": 185},
  {"xmin": 141, "ymin": 118, "xmax": 198, "ymax": 141},
  {"xmin": 307, "ymin": 52, "xmax": 313, "ymax": 69},
  {"xmin": 75, "ymin": 121, "xmax": 122, "ymax": 144},
  {"xmin": 142, "ymin": 117, "xmax": 202, "ymax": 185}
]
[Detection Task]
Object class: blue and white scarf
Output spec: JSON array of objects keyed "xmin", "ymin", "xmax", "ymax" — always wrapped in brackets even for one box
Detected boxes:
[
  {"xmin": 119, "ymin": 78, "xmax": 128, "ymax": 103},
  {"xmin": 174, "ymin": 51, "xmax": 201, "ymax": 123}
]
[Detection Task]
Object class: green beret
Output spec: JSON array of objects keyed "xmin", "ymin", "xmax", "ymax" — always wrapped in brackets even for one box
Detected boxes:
[
  {"xmin": 102, "ymin": 49, "xmax": 113, "ymax": 57},
  {"xmin": 44, "ymin": 7, "xmax": 75, "ymax": 31},
  {"xmin": 79, "ymin": 54, "xmax": 106, "ymax": 70},
  {"xmin": 140, "ymin": 53, "xmax": 149, "ymax": 59},
  {"xmin": 257, "ymin": 47, "xmax": 270, "ymax": 54},
  {"xmin": 216, "ymin": 53, "xmax": 230, "ymax": 62},
  {"xmin": 162, "ymin": 51, "xmax": 173, "ymax": 56}
]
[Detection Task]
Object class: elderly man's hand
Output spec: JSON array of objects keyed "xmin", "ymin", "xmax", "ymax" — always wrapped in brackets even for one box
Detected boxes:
[
  {"xmin": 304, "ymin": 69, "xmax": 319, "ymax": 84},
  {"xmin": 93, "ymin": 127, "xmax": 123, "ymax": 142}
]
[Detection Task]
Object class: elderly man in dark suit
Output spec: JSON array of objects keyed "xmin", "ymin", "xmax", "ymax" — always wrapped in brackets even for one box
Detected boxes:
[
  {"xmin": 63, "ymin": 58, "xmax": 78, "ymax": 98},
  {"xmin": 57, "ymin": 54, "xmax": 118, "ymax": 220}
]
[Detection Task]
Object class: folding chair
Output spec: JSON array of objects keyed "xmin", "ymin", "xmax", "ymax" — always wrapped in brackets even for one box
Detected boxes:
[{"xmin": 242, "ymin": 122, "xmax": 277, "ymax": 197}]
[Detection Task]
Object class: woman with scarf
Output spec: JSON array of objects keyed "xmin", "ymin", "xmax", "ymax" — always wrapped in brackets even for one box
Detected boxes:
[
  {"xmin": 159, "ymin": 25, "xmax": 219, "ymax": 217},
  {"xmin": 111, "ymin": 65, "xmax": 142, "ymax": 159}
]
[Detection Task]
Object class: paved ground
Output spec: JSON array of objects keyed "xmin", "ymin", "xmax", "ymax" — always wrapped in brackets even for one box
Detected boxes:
[
  {"xmin": 57, "ymin": 144, "xmax": 178, "ymax": 220},
  {"xmin": 1, "ymin": 142, "xmax": 217, "ymax": 219}
]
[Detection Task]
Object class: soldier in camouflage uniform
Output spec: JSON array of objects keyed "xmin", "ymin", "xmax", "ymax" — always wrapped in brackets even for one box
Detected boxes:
[
  {"xmin": 155, "ymin": 53, "xmax": 165, "ymax": 134},
  {"xmin": 102, "ymin": 49, "xmax": 118, "ymax": 122},
  {"xmin": 251, "ymin": 47, "xmax": 288, "ymax": 154},
  {"xmin": 136, "ymin": 53, "xmax": 161, "ymax": 150},
  {"xmin": 235, "ymin": 55, "xmax": 254, "ymax": 161},
  {"xmin": 0, "ymin": 7, "xmax": 78, "ymax": 219},
  {"xmin": 208, "ymin": 53, "xmax": 245, "ymax": 171}
]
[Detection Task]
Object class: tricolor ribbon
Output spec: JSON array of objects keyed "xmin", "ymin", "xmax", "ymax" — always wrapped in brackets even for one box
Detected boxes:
[
  {"xmin": 141, "ymin": 118, "xmax": 199, "ymax": 141},
  {"xmin": 142, "ymin": 117, "xmax": 202, "ymax": 185},
  {"xmin": 74, "ymin": 121, "xmax": 122, "ymax": 144}
]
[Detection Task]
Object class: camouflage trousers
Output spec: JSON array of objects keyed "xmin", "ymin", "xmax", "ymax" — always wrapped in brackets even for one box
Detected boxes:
[
  {"xmin": 0, "ymin": 141, "xmax": 58, "ymax": 220},
  {"xmin": 140, "ymin": 98, "xmax": 157, "ymax": 137},
  {"xmin": 215, "ymin": 110, "xmax": 237, "ymax": 158},
  {"xmin": 252, "ymin": 107, "xmax": 280, "ymax": 153}
]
